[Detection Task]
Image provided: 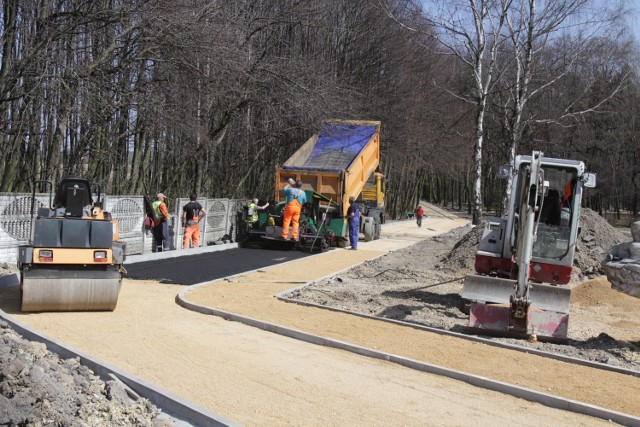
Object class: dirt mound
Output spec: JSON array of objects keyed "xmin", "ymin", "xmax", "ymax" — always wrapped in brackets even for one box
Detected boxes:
[
  {"xmin": 0, "ymin": 320, "xmax": 169, "ymax": 426},
  {"xmin": 574, "ymin": 209, "xmax": 628, "ymax": 279},
  {"xmin": 442, "ymin": 225, "xmax": 482, "ymax": 273},
  {"xmin": 572, "ymin": 275, "xmax": 640, "ymax": 311},
  {"xmin": 441, "ymin": 208, "xmax": 628, "ymax": 281}
]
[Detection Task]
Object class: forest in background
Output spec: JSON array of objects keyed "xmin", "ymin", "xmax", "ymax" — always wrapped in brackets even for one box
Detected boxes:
[{"xmin": 1, "ymin": 0, "xmax": 638, "ymax": 222}]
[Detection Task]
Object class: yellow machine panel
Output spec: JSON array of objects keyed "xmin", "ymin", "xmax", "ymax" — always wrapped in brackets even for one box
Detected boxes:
[{"xmin": 33, "ymin": 248, "xmax": 113, "ymax": 265}]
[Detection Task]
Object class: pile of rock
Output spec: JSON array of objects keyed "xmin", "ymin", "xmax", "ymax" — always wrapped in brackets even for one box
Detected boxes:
[
  {"xmin": 602, "ymin": 221, "xmax": 640, "ymax": 298},
  {"xmin": 441, "ymin": 225, "xmax": 482, "ymax": 273},
  {"xmin": 0, "ymin": 320, "xmax": 169, "ymax": 426},
  {"xmin": 573, "ymin": 209, "xmax": 628, "ymax": 280}
]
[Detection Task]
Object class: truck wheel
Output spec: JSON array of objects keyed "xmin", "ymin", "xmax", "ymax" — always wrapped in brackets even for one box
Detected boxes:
[
  {"xmin": 373, "ymin": 216, "xmax": 381, "ymax": 240},
  {"xmin": 363, "ymin": 217, "xmax": 375, "ymax": 242}
]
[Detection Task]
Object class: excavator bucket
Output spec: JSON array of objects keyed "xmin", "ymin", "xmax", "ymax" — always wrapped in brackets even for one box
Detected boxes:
[
  {"xmin": 21, "ymin": 268, "xmax": 122, "ymax": 312},
  {"xmin": 462, "ymin": 274, "xmax": 571, "ymax": 340}
]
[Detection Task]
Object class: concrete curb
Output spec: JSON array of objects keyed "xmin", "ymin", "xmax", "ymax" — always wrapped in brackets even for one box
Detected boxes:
[
  {"xmin": 276, "ymin": 270, "xmax": 640, "ymax": 379},
  {"xmin": 177, "ymin": 290, "xmax": 640, "ymax": 426},
  {"xmin": 0, "ymin": 310, "xmax": 239, "ymax": 427},
  {"xmin": 125, "ymin": 242, "xmax": 239, "ymax": 264}
]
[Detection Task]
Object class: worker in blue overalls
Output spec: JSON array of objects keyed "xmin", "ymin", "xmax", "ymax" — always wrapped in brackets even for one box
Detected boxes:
[{"xmin": 347, "ymin": 196, "xmax": 360, "ymax": 250}]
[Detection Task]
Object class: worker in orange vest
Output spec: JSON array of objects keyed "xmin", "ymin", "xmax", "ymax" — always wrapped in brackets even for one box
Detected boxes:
[
  {"xmin": 152, "ymin": 193, "xmax": 170, "ymax": 251},
  {"xmin": 181, "ymin": 192, "xmax": 207, "ymax": 248}
]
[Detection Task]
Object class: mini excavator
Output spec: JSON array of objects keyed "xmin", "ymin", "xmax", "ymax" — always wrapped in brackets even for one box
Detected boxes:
[
  {"xmin": 17, "ymin": 177, "xmax": 126, "ymax": 311},
  {"xmin": 462, "ymin": 151, "xmax": 596, "ymax": 341}
]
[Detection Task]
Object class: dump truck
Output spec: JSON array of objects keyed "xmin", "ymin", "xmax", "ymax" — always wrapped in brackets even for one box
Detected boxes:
[
  {"xmin": 17, "ymin": 177, "xmax": 126, "ymax": 311},
  {"xmin": 462, "ymin": 152, "xmax": 596, "ymax": 341},
  {"xmin": 237, "ymin": 120, "xmax": 386, "ymax": 250}
]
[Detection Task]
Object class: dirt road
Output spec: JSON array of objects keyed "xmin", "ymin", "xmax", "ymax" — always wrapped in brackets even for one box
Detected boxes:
[{"xmin": 1, "ymin": 214, "xmax": 635, "ymax": 426}]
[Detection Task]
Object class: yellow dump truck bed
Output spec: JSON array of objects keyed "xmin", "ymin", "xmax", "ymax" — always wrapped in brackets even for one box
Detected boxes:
[{"xmin": 275, "ymin": 120, "xmax": 381, "ymax": 217}]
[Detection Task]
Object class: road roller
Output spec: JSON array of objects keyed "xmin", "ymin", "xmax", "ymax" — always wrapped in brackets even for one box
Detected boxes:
[{"xmin": 17, "ymin": 177, "xmax": 126, "ymax": 311}]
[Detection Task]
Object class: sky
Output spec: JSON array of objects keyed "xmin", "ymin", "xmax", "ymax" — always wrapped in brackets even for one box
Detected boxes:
[
  {"xmin": 595, "ymin": 0, "xmax": 640, "ymax": 41},
  {"xmin": 628, "ymin": 0, "xmax": 640, "ymax": 41}
]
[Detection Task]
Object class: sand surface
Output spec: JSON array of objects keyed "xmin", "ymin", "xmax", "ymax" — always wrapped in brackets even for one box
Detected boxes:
[{"xmin": 1, "ymin": 214, "xmax": 636, "ymax": 426}]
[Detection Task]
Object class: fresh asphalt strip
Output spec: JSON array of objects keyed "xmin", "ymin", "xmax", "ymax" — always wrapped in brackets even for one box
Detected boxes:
[{"xmin": 125, "ymin": 246, "xmax": 317, "ymax": 285}]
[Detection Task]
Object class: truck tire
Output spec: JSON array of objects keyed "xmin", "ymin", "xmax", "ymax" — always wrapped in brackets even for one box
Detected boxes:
[
  {"xmin": 373, "ymin": 216, "xmax": 381, "ymax": 240},
  {"xmin": 363, "ymin": 217, "xmax": 375, "ymax": 242}
]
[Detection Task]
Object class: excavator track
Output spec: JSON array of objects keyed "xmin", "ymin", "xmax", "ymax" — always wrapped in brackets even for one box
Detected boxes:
[{"xmin": 21, "ymin": 267, "xmax": 122, "ymax": 312}]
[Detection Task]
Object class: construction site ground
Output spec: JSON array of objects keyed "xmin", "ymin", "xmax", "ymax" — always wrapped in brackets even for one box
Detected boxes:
[{"xmin": 1, "ymin": 205, "xmax": 639, "ymax": 426}]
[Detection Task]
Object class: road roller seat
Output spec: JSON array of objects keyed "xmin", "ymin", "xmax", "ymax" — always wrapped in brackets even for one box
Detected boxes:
[{"xmin": 54, "ymin": 178, "xmax": 92, "ymax": 218}]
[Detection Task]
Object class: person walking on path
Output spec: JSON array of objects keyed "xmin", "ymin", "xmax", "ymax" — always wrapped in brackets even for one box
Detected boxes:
[
  {"xmin": 281, "ymin": 178, "xmax": 307, "ymax": 240},
  {"xmin": 181, "ymin": 193, "xmax": 207, "ymax": 248},
  {"xmin": 152, "ymin": 193, "xmax": 170, "ymax": 251},
  {"xmin": 347, "ymin": 196, "xmax": 361, "ymax": 250},
  {"xmin": 415, "ymin": 204, "xmax": 425, "ymax": 227}
]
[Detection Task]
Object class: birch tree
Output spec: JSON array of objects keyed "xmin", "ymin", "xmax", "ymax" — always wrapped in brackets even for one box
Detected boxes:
[
  {"xmin": 497, "ymin": 0, "xmax": 628, "ymax": 206},
  {"xmin": 417, "ymin": 0, "xmax": 511, "ymax": 225},
  {"xmin": 377, "ymin": 0, "xmax": 512, "ymax": 223}
]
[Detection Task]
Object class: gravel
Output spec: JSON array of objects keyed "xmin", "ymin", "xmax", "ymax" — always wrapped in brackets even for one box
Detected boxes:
[
  {"xmin": 287, "ymin": 208, "xmax": 640, "ymax": 372},
  {"xmin": 0, "ymin": 206, "xmax": 637, "ymax": 425},
  {"xmin": 0, "ymin": 320, "xmax": 170, "ymax": 426}
]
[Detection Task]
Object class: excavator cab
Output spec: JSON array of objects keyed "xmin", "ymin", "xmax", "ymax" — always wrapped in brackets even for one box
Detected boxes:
[{"xmin": 17, "ymin": 177, "xmax": 125, "ymax": 312}]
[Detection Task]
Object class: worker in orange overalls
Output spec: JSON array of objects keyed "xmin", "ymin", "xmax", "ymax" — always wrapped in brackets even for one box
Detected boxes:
[
  {"xmin": 181, "ymin": 192, "xmax": 207, "ymax": 248},
  {"xmin": 281, "ymin": 178, "xmax": 307, "ymax": 240}
]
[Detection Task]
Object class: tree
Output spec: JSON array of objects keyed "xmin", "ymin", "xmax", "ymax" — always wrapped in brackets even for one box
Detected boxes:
[
  {"xmin": 494, "ymin": 0, "xmax": 628, "ymax": 208},
  {"xmin": 382, "ymin": 0, "xmax": 511, "ymax": 224}
]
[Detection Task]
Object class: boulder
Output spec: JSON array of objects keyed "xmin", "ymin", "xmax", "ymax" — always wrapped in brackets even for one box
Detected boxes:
[{"xmin": 601, "ymin": 221, "xmax": 640, "ymax": 298}]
